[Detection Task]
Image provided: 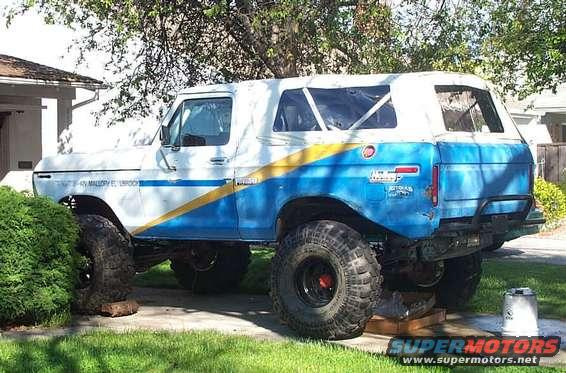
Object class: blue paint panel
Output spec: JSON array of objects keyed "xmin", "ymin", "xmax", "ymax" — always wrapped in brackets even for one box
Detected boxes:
[
  {"xmin": 139, "ymin": 179, "xmax": 227, "ymax": 187},
  {"xmin": 437, "ymin": 142, "xmax": 532, "ymax": 219},
  {"xmin": 236, "ymin": 143, "xmax": 440, "ymax": 240},
  {"xmin": 135, "ymin": 141, "xmax": 533, "ymax": 242},
  {"xmin": 437, "ymin": 142, "xmax": 532, "ymax": 164},
  {"xmin": 137, "ymin": 195, "xmax": 240, "ymax": 240}
]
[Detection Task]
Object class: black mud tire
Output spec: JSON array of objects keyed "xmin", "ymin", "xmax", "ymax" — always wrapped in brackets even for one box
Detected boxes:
[
  {"xmin": 170, "ymin": 244, "xmax": 251, "ymax": 294},
  {"xmin": 271, "ymin": 220, "xmax": 382, "ymax": 340},
  {"xmin": 482, "ymin": 240, "xmax": 505, "ymax": 252},
  {"xmin": 74, "ymin": 215, "xmax": 135, "ymax": 314},
  {"xmin": 434, "ymin": 251, "xmax": 482, "ymax": 310}
]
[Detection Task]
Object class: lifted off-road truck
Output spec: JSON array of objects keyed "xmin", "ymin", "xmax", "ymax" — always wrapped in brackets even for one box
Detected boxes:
[{"xmin": 34, "ymin": 72, "xmax": 540, "ymax": 340}]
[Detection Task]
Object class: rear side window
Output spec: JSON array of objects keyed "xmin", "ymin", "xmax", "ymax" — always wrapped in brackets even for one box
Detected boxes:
[
  {"xmin": 273, "ymin": 89, "xmax": 320, "ymax": 132},
  {"xmin": 273, "ymin": 86, "xmax": 397, "ymax": 132},
  {"xmin": 435, "ymin": 86, "xmax": 503, "ymax": 133}
]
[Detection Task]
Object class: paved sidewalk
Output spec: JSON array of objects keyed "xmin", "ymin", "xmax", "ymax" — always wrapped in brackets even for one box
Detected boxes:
[
  {"xmin": 2, "ymin": 288, "xmax": 565, "ymax": 367},
  {"xmin": 484, "ymin": 235, "xmax": 566, "ymax": 265}
]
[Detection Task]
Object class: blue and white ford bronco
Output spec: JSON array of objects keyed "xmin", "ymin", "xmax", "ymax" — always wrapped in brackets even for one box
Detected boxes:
[{"xmin": 34, "ymin": 72, "xmax": 542, "ymax": 339}]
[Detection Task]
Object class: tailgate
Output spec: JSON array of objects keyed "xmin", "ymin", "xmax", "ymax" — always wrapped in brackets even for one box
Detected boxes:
[
  {"xmin": 432, "ymin": 84, "xmax": 534, "ymax": 221},
  {"xmin": 437, "ymin": 142, "xmax": 532, "ymax": 219}
]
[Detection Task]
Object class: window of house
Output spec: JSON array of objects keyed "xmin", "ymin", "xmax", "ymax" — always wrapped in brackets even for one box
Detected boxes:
[
  {"xmin": 273, "ymin": 86, "xmax": 396, "ymax": 132},
  {"xmin": 435, "ymin": 86, "xmax": 504, "ymax": 133},
  {"xmin": 168, "ymin": 97, "xmax": 232, "ymax": 146}
]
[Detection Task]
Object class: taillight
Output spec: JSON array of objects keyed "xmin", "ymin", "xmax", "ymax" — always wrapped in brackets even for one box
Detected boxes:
[{"xmin": 432, "ymin": 165, "xmax": 439, "ymax": 207}]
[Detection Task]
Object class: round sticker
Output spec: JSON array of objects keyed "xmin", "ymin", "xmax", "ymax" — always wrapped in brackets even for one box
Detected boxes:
[{"xmin": 362, "ymin": 145, "xmax": 376, "ymax": 159}]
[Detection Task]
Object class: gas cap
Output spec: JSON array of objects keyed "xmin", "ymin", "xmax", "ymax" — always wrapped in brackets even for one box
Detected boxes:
[{"xmin": 501, "ymin": 287, "xmax": 539, "ymax": 337}]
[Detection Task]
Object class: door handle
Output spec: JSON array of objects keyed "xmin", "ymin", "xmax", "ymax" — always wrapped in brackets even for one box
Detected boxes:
[{"xmin": 209, "ymin": 157, "xmax": 229, "ymax": 165}]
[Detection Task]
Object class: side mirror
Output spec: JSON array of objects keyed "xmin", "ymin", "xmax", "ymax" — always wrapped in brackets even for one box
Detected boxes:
[{"xmin": 160, "ymin": 126, "xmax": 170, "ymax": 145}]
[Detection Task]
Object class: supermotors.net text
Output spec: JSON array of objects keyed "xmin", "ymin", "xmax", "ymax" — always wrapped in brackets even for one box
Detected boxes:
[
  {"xmin": 401, "ymin": 355, "xmax": 540, "ymax": 366},
  {"xmin": 387, "ymin": 336, "xmax": 561, "ymax": 366}
]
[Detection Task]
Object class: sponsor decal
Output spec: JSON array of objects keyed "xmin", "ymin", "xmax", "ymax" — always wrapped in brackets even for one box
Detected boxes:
[
  {"xmin": 369, "ymin": 170, "xmax": 401, "ymax": 183},
  {"xmin": 235, "ymin": 177, "xmax": 259, "ymax": 186},
  {"xmin": 361, "ymin": 145, "xmax": 376, "ymax": 159},
  {"xmin": 79, "ymin": 180, "xmax": 140, "ymax": 187},
  {"xmin": 387, "ymin": 336, "xmax": 561, "ymax": 366},
  {"xmin": 388, "ymin": 185, "xmax": 414, "ymax": 198}
]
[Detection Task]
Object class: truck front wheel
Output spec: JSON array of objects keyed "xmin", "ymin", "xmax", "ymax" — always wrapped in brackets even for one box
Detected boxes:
[
  {"xmin": 271, "ymin": 220, "xmax": 382, "ymax": 340},
  {"xmin": 74, "ymin": 215, "xmax": 135, "ymax": 314},
  {"xmin": 170, "ymin": 243, "xmax": 251, "ymax": 294}
]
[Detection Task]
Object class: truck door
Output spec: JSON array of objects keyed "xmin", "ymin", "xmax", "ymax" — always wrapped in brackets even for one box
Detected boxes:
[
  {"xmin": 136, "ymin": 93, "xmax": 239, "ymax": 239},
  {"xmin": 433, "ymin": 85, "xmax": 533, "ymax": 222}
]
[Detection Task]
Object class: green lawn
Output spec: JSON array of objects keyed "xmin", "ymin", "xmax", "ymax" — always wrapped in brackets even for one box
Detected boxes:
[
  {"xmin": 133, "ymin": 247, "xmax": 273, "ymax": 294},
  {"xmin": 134, "ymin": 249, "xmax": 566, "ymax": 319},
  {"xmin": 470, "ymin": 260, "xmax": 566, "ymax": 319},
  {"xmin": 0, "ymin": 330, "xmax": 559, "ymax": 373}
]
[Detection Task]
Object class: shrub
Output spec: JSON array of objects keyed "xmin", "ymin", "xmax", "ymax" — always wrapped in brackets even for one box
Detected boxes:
[
  {"xmin": 0, "ymin": 187, "xmax": 79, "ymax": 326},
  {"xmin": 533, "ymin": 178, "xmax": 566, "ymax": 225}
]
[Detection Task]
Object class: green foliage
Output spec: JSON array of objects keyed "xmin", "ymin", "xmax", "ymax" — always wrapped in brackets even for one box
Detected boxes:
[
  {"xmin": 0, "ymin": 186, "xmax": 79, "ymax": 326},
  {"xmin": 4, "ymin": 1, "xmax": 562, "ymax": 122},
  {"xmin": 478, "ymin": 0, "xmax": 566, "ymax": 99},
  {"xmin": 533, "ymin": 178, "xmax": 566, "ymax": 225}
]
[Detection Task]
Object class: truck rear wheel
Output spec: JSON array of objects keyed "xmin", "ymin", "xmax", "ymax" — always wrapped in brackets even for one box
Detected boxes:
[
  {"xmin": 74, "ymin": 215, "xmax": 135, "ymax": 314},
  {"xmin": 482, "ymin": 240, "xmax": 505, "ymax": 252},
  {"xmin": 434, "ymin": 251, "xmax": 482, "ymax": 309},
  {"xmin": 271, "ymin": 220, "xmax": 382, "ymax": 340},
  {"xmin": 170, "ymin": 243, "xmax": 250, "ymax": 294}
]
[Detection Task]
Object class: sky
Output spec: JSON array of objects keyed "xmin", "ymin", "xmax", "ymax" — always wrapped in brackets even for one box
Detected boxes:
[{"xmin": 0, "ymin": 8, "xmax": 158, "ymax": 151}]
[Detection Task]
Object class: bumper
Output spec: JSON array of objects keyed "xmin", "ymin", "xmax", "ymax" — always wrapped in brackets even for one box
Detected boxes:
[
  {"xmin": 436, "ymin": 194, "xmax": 534, "ymax": 235},
  {"xmin": 421, "ymin": 199, "xmax": 542, "ymax": 261},
  {"xmin": 502, "ymin": 209, "xmax": 545, "ymax": 241}
]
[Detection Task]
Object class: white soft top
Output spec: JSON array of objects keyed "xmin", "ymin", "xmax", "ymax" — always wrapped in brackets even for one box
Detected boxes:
[
  {"xmin": 179, "ymin": 72, "xmax": 488, "ymax": 95},
  {"xmin": 177, "ymin": 71, "xmax": 519, "ymax": 144}
]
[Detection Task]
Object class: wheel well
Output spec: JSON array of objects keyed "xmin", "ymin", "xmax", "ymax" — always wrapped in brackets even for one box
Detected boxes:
[
  {"xmin": 59, "ymin": 195, "xmax": 127, "ymax": 237},
  {"xmin": 276, "ymin": 197, "xmax": 387, "ymax": 240}
]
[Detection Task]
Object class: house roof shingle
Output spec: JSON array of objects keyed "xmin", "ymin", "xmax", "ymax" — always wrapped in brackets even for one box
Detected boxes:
[{"xmin": 0, "ymin": 54, "xmax": 104, "ymax": 87}]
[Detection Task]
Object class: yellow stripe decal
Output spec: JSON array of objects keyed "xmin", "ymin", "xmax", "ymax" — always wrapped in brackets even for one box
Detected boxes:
[{"xmin": 131, "ymin": 143, "xmax": 360, "ymax": 236}]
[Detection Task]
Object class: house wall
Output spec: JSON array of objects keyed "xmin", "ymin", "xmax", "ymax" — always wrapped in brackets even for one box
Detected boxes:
[
  {"xmin": 510, "ymin": 112, "xmax": 552, "ymax": 169},
  {"xmin": 0, "ymin": 114, "xmax": 9, "ymax": 180},
  {"xmin": 0, "ymin": 95, "xmax": 42, "ymax": 172},
  {"xmin": 0, "ymin": 84, "xmax": 76, "ymax": 191}
]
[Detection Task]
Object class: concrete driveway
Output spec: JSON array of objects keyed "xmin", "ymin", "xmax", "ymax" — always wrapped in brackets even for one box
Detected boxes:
[
  {"xmin": 484, "ymin": 233, "xmax": 566, "ymax": 265},
  {"xmin": 2, "ymin": 287, "xmax": 565, "ymax": 367}
]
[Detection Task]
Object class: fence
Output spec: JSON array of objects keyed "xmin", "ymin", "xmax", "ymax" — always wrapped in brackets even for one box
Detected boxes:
[{"xmin": 537, "ymin": 143, "xmax": 566, "ymax": 183}]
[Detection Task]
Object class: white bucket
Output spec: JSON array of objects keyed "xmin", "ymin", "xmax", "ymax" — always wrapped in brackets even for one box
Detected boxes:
[{"xmin": 501, "ymin": 287, "xmax": 539, "ymax": 337}]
